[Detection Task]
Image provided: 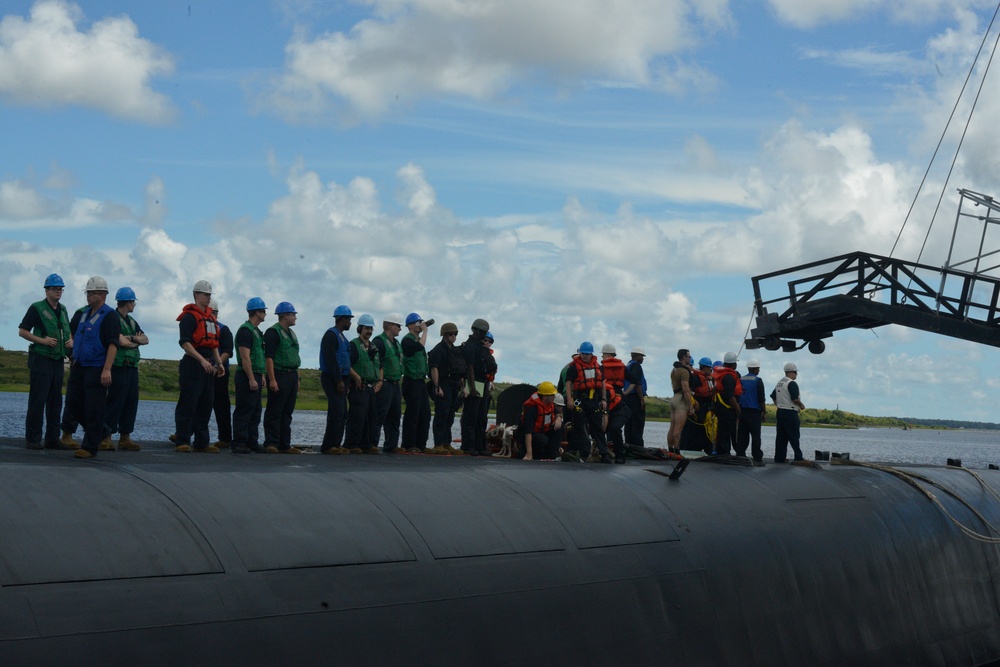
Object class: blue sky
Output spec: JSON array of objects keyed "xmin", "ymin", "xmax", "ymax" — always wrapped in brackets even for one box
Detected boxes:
[{"xmin": 3, "ymin": 0, "xmax": 1000, "ymax": 422}]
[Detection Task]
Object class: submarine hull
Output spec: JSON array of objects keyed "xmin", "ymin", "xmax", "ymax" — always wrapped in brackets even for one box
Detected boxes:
[{"xmin": 1, "ymin": 441, "xmax": 998, "ymax": 666}]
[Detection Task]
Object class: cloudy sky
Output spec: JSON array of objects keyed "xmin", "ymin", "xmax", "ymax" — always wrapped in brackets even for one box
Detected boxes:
[{"xmin": 3, "ymin": 0, "xmax": 1000, "ymax": 422}]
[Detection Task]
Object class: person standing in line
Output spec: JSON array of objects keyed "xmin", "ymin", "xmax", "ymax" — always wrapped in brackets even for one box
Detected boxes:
[
  {"xmin": 263, "ymin": 301, "xmax": 302, "ymax": 454},
  {"xmin": 18, "ymin": 273, "xmax": 74, "ymax": 450},
  {"xmin": 667, "ymin": 349, "xmax": 694, "ymax": 455},
  {"xmin": 104, "ymin": 287, "xmax": 147, "ymax": 451},
  {"xmin": 64, "ymin": 277, "xmax": 120, "ymax": 459},
  {"xmin": 564, "ymin": 341, "xmax": 611, "ymax": 464},
  {"xmin": 174, "ymin": 280, "xmax": 224, "ymax": 453},
  {"xmin": 623, "ymin": 347, "xmax": 647, "ymax": 448},
  {"xmin": 231, "ymin": 298, "xmax": 267, "ymax": 454},
  {"xmin": 372, "ymin": 314, "xmax": 404, "ymax": 453},
  {"xmin": 737, "ymin": 359, "xmax": 767, "ymax": 465},
  {"xmin": 428, "ymin": 322, "xmax": 466, "ymax": 455},
  {"xmin": 319, "ymin": 305, "xmax": 354, "ymax": 454},
  {"xmin": 681, "ymin": 357, "xmax": 715, "ymax": 454},
  {"xmin": 460, "ymin": 318, "xmax": 496, "ymax": 455},
  {"xmin": 210, "ymin": 300, "xmax": 234, "ymax": 449},
  {"xmin": 400, "ymin": 312, "xmax": 431, "ymax": 453},
  {"xmin": 346, "ymin": 314, "xmax": 382, "ymax": 453},
  {"xmin": 712, "ymin": 352, "xmax": 743, "ymax": 456},
  {"xmin": 771, "ymin": 362, "xmax": 807, "ymax": 464}
]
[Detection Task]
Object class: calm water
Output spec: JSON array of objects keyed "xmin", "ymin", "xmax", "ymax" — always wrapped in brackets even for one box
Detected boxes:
[{"xmin": 3, "ymin": 392, "xmax": 998, "ymax": 468}]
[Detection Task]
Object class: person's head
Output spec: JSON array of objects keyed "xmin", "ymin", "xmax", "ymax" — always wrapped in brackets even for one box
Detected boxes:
[
  {"xmin": 440, "ymin": 322, "xmax": 459, "ymax": 343},
  {"xmin": 746, "ymin": 359, "xmax": 760, "ymax": 374},
  {"xmin": 537, "ymin": 381, "xmax": 557, "ymax": 405},
  {"xmin": 84, "ymin": 276, "xmax": 109, "ymax": 309},
  {"xmin": 383, "ymin": 313, "xmax": 402, "ymax": 337},
  {"xmin": 784, "ymin": 362, "xmax": 798, "ymax": 378},
  {"xmin": 631, "ymin": 346, "xmax": 646, "ymax": 363},
  {"xmin": 405, "ymin": 312, "xmax": 423, "ymax": 335},
  {"xmin": 698, "ymin": 357, "xmax": 713, "ymax": 371},
  {"xmin": 43, "ymin": 273, "xmax": 65, "ymax": 304},
  {"xmin": 723, "ymin": 351, "xmax": 739, "ymax": 369},
  {"xmin": 192, "ymin": 280, "xmax": 212, "ymax": 308},
  {"xmin": 246, "ymin": 297, "xmax": 267, "ymax": 324},
  {"xmin": 484, "ymin": 331, "xmax": 494, "ymax": 348},
  {"xmin": 333, "ymin": 305, "xmax": 353, "ymax": 331},
  {"xmin": 275, "ymin": 301, "xmax": 297, "ymax": 327},
  {"xmin": 471, "ymin": 318, "xmax": 490, "ymax": 340},
  {"xmin": 578, "ymin": 341, "xmax": 595, "ymax": 362},
  {"xmin": 677, "ymin": 348, "xmax": 691, "ymax": 365},
  {"xmin": 115, "ymin": 286, "xmax": 137, "ymax": 313},
  {"xmin": 357, "ymin": 314, "xmax": 375, "ymax": 338},
  {"xmin": 601, "ymin": 343, "xmax": 617, "ymax": 360}
]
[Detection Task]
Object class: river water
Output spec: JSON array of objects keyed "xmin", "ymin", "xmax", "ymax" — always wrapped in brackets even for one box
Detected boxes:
[{"xmin": 2, "ymin": 392, "xmax": 998, "ymax": 468}]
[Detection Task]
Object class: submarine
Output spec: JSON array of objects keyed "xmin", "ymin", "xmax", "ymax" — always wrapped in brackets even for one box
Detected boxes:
[{"xmin": 1, "ymin": 435, "xmax": 998, "ymax": 666}]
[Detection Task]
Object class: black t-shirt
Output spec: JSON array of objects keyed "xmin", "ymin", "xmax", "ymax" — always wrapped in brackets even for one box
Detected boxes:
[
  {"xmin": 461, "ymin": 335, "xmax": 497, "ymax": 381},
  {"xmin": 401, "ymin": 335, "xmax": 424, "ymax": 358},
  {"xmin": 625, "ymin": 362, "xmax": 645, "ymax": 395},
  {"xmin": 218, "ymin": 324, "xmax": 234, "ymax": 364},
  {"xmin": 428, "ymin": 341, "xmax": 466, "ymax": 381}
]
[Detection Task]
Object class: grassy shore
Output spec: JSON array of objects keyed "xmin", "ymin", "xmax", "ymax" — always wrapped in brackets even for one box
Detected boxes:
[{"xmin": 0, "ymin": 348, "xmax": 915, "ymax": 427}]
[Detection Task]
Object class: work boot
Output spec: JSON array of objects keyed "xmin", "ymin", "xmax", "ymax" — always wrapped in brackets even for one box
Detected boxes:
[
  {"xmin": 194, "ymin": 445, "xmax": 220, "ymax": 453},
  {"xmin": 175, "ymin": 444, "xmax": 192, "ymax": 453},
  {"xmin": 214, "ymin": 441, "xmax": 230, "ymax": 449},
  {"xmin": 280, "ymin": 447, "xmax": 302, "ymax": 455},
  {"xmin": 168, "ymin": 434, "xmax": 177, "ymax": 443},
  {"xmin": 118, "ymin": 434, "xmax": 141, "ymax": 451},
  {"xmin": 25, "ymin": 441, "xmax": 44, "ymax": 450},
  {"xmin": 264, "ymin": 445, "xmax": 280, "ymax": 454},
  {"xmin": 99, "ymin": 436, "xmax": 114, "ymax": 451},
  {"xmin": 60, "ymin": 431, "xmax": 79, "ymax": 449},
  {"xmin": 231, "ymin": 444, "xmax": 252, "ymax": 454},
  {"xmin": 74, "ymin": 449, "xmax": 95, "ymax": 459}
]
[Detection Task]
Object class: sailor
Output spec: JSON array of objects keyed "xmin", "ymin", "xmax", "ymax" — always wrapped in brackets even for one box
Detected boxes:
[
  {"xmin": 604, "ymin": 379, "xmax": 632, "ymax": 464},
  {"xmin": 174, "ymin": 280, "xmax": 224, "ymax": 453},
  {"xmin": 400, "ymin": 312, "xmax": 431, "ymax": 453},
  {"xmin": 564, "ymin": 341, "xmax": 611, "ymax": 463},
  {"xmin": 519, "ymin": 381, "xmax": 562, "ymax": 461},
  {"xmin": 231, "ymin": 297, "xmax": 267, "ymax": 454},
  {"xmin": 771, "ymin": 362, "xmax": 806, "ymax": 464},
  {"xmin": 58, "ymin": 304, "xmax": 89, "ymax": 448},
  {"xmin": 681, "ymin": 357, "xmax": 716, "ymax": 454},
  {"xmin": 600, "ymin": 344, "xmax": 626, "ymax": 394},
  {"xmin": 346, "ymin": 314, "xmax": 382, "ymax": 453},
  {"xmin": 667, "ymin": 348, "xmax": 694, "ymax": 455},
  {"xmin": 210, "ymin": 300, "xmax": 234, "ymax": 449},
  {"xmin": 623, "ymin": 347, "xmax": 647, "ymax": 447},
  {"xmin": 428, "ymin": 322, "xmax": 466, "ymax": 454},
  {"xmin": 737, "ymin": 359, "xmax": 767, "ymax": 464},
  {"xmin": 372, "ymin": 313, "xmax": 404, "ymax": 453},
  {"xmin": 64, "ymin": 277, "xmax": 120, "ymax": 459},
  {"xmin": 712, "ymin": 352, "xmax": 743, "ymax": 456},
  {"xmin": 18, "ymin": 273, "xmax": 74, "ymax": 450},
  {"xmin": 263, "ymin": 301, "xmax": 302, "ymax": 454},
  {"xmin": 460, "ymin": 318, "xmax": 497, "ymax": 455},
  {"xmin": 319, "ymin": 305, "xmax": 354, "ymax": 454},
  {"xmin": 104, "ymin": 287, "xmax": 147, "ymax": 452}
]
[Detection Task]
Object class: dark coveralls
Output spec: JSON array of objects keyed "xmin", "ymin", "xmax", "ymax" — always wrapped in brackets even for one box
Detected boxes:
[
  {"xmin": 428, "ymin": 340, "xmax": 465, "ymax": 447},
  {"xmin": 263, "ymin": 326, "xmax": 299, "ymax": 451},
  {"xmin": 174, "ymin": 313, "xmax": 217, "ymax": 449},
  {"xmin": 232, "ymin": 324, "xmax": 265, "ymax": 452},
  {"xmin": 400, "ymin": 333, "xmax": 431, "ymax": 450},
  {"xmin": 605, "ymin": 394, "xmax": 632, "ymax": 461},
  {"xmin": 320, "ymin": 327, "xmax": 350, "ymax": 452},
  {"xmin": 105, "ymin": 312, "xmax": 143, "ymax": 437},
  {"xmin": 566, "ymin": 363, "xmax": 610, "ymax": 459},
  {"xmin": 64, "ymin": 306, "xmax": 119, "ymax": 455},
  {"xmin": 212, "ymin": 323, "xmax": 234, "ymax": 444},
  {"xmin": 680, "ymin": 373, "xmax": 714, "ymax": 455},
  {"xmin": 623, "ymin": 360, "xmax": 646, "ymax": 447},
  {"xmin": 713, "ymin": 371, "xmax": 739, "ymax": 456},
  {"xmin": 346, "ymin": 338, "xmax": 380, "ymax": 451},
  {"xmin": 460, "ymin": 335, "xmax": 497, "ymax": 454},
  {"xmin": 19, "ymin": 302, "xmax": 71, "ymax": 447},
  {"xmin": 372, "ymin": 334, "xmax": 403, "ymax": 452},
  {"xmin": 736, "ymin": 372, "xmax": 766, "ymax": 461}
]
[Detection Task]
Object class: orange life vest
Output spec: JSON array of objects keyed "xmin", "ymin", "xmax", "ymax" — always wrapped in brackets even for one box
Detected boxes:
[
  {"xmin": 570, "ymin": 355, "xmax": 603, "ymax": 392},
  {"xmin": 604, "ymin": 381, "xmax": 622, "ymax": 412},
  {"xmin": 691, "ymin": 369, "xmax": 713, "ymax": 398},
  {"xmin": 521, "ymin": 393, "xmax": 556, "ymax": 433},
  {"xmin": 601, "ymin": 357, "xmax": 626, "ymax": 391},
  {"xmin": 177, "ymin": 303, "xmax": 220, "ymax": 349},
  {"xmin": 712, "ymin": 366, "xmax": 743, "ymax": 397},
  {"xmin": 486, "ymin": 348, "xmax": 496, "ymax": 382}
]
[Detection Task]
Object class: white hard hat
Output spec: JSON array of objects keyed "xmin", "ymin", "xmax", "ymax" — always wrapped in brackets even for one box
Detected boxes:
[
  {"xmin": 554, "ymin": 393, "xmax": 565, "ymax": 407},
  {"xmin": 631, "ymin": 346, "xmax": 646, "ymax": 356},
  {"xmin": 84, "ymin": 276, "xmax": 109, "ymax": 292},
  {"xmin": 784, "ymin": 362, "xmax": 798, "ymax": 373},
  {"xmin": 601, "ymin": 343, "xmax": 616, "ymax": 355},
  {"xmin": 747, "ymin": 359, "xmax": 760, "ymax": 369},
  {"xmin": 193, "ymin": 279, "xmax": 213, "ymax": 294},
  {"xmin": 210, "ymin": 300, "xmax": 219, "ymax": 312},
  {"xmin": 384, "ymin": 313, "xmax": 403, "ymax": 326},
  {"xmin": 723, "ymin": 351, "xmax": 739, "ymax": 364}
]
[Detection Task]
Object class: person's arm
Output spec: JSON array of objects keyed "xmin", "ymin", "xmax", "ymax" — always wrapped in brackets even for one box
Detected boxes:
[
  {"xmin": 219, "ymin": 326, "xmax": 233, "ymax": 365},
  {"xmin": 100, "ymin": 313, "xmax": 120, "ymax": 387},
  {"xmin": 790, "ymin": 381, "xmax": 805, "ymax": 411},
  {"xmin": 18, "ymin": 308, "xmax": 53, "ymax": 347},
  {"xmin": 263, "ymin": 328, "xmax": 279, "ymax": 391},
  {"xmin": 522, "ymin": 405, "xmax": 539, "ymax": 461},
  {"xmin": 564, "ymin": 366, "xmax": 575, "ymax": 406}
]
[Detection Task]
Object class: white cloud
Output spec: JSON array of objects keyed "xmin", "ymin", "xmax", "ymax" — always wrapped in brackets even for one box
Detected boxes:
[
  {"xmin": 263, "ymin": 0, "xmax": 732, "ymax": 122},
  {"xmin": 766, "ymin": 0, "xmax": 994, "ymax": 29},
  {"xmin": 0, "ymin": 168, "xmax": 135, "ymax": 229},
  {"xmin": 0, "ymin": 0, "xmax": 175, "ymax": 123}
]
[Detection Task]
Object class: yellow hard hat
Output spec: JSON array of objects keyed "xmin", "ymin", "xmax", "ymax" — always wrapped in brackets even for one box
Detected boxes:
[{"xmin": 537, "ymin": 381, "xmax": 557, "ymax": 396}]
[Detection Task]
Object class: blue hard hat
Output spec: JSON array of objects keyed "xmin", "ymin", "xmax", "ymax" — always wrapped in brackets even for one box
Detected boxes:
[
  {"xmin": 44, "ymin": 273, "xmax": 65, "ymax": 288},
  {"xmin": 698, "ymin": 356, "xmax": 713, "ymax": 367},
  {"xmin": 334, "ymin": 304, "xmax": 353, "ymax": 318},
  {"xmin": 275, "ymin": 301, "xmax": 297, "ymax": 315},
  {"xmin": 579, "ymin": 341, "xmax": 594, "ymax": 355},
  {"xmin": 713, "ymin": 360, "xmax": 722, "ymax": 368},
  {"xmin": 115, "ymin": 286, "xmax": 136, "ymax": 301},
  {"xmin": 358, "ymin": 314, "xmax": 375, "ymax": 328},
  {"xmin": 485, "ymin": 331, "xmax": 494, "ymax": 341},
  {"xmin": 405, "ymin": 312, "xmax": 422, "ymax": 325},
  {"xmin": 246, "ymin": 297, "xmax": 266, "ymax": 311}
]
